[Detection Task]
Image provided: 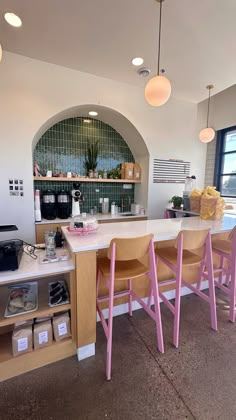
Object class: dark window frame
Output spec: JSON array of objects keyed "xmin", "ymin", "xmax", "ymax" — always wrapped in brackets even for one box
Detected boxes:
[{"xmin": 214, "ymin": 125, "xmax": 236, "ymax": 198}]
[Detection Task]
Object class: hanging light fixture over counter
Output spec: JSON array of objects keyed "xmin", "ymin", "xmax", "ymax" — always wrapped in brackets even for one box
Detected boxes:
[
  {"xmin": 199, "ymin": 85, "xmax": 215, "ymax": 143},
  {"xmin": 145, "ymin": 0, "xmax": 171, "ymax": 106}
]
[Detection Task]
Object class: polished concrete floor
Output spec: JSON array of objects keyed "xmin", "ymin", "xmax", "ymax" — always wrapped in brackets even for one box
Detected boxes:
[{"xmin": 0, "ymin": 290, "xmax": 236, "ymax": 420}]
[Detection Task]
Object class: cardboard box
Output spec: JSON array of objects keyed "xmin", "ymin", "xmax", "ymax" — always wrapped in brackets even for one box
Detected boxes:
[
  {"xmin": 133, "ymin": 163, "xmax": 141, "ymax": 180},
  {"xmin": 34, "ymin": 319, "xmax": 53, "ymax": 350},
  {"xmin": 52, "ymin": 311, "xmax": 71, "ymax": 342},
  {"xmin": 12, "ymin": 324, "xmax": 33, "ymax": 357},
  {"xmin": 124, "ymin": 162, "xmax": 134, "ymax": 180},
  {"xmin": 190, "ymin": 196, "xmax": 201, "ymax": 213}
]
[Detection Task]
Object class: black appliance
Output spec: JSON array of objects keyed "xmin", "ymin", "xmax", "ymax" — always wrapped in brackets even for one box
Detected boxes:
[
  {"xmin": 57, "ymin": 190, "xmax": 71, "ymax": 219},
  {"xmin": 0, "ymin": 239, "xmax": 23, "ymax": 271},
  {"xmin": 42, "ymin": 190, "xmax": 57, "ymax": 220}
]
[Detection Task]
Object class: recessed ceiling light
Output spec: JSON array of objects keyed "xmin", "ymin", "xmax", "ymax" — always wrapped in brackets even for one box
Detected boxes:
[
  {"xmin": 132, "ymin": 57, "xmax": 144, "ymax": 66},
  {"xmin": 83, "ymin": 119, "xmax": 91, "ymax": 123},
  {"xmin": 89, "ymin": 111, "xmax": 98, "ymax": 116},
  {"xmin": 4, "ymin": 12, "xmax": 22, "ymax": 28}
]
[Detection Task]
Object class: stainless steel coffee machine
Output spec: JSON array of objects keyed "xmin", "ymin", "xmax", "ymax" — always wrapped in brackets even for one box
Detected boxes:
[{"xmin": 71, "ymin": 183, "xmax": 84, "ymax": 217}]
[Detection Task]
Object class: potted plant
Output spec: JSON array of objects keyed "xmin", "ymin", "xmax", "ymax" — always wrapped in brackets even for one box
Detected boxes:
[
  {"xmin": 169, "ymin": 195, "xmax": 183, "ymax": 209},
  {"xmin": 108, "ymin": 165, "xmax": 121, "ymax": 179},
  {"xmin": 83, "ymin": 139, "xmax": 99, "ymax": 177}
]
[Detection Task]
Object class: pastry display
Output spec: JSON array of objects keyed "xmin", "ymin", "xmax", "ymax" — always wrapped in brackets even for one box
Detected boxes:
[
  {"xmin": 4, "ymin": 283, "xmax": 38, "ymax": 318},
  {"xmin": 48, "ymin": 281, "xmax": 70, "ymax": 307}
]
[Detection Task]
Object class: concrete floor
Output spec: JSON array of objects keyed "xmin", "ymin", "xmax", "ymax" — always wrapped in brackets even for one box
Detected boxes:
[{"xmin": 0, "ymin": 290, "xmax": 236, "ymax": 420}]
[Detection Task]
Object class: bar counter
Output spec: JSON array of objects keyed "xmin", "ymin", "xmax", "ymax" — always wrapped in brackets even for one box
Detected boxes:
[{"xmin": 62, "ymin": 215, "xmax": 236, "ymax": 360}]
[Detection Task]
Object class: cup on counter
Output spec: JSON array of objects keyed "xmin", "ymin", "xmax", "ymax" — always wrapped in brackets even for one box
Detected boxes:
[
  {"xmin": 46, "ymin": 170, "xmax": 52, "ymax": 177},
  {"xmin": 44, "ymin": 231, "xmax": 56, "ymax": 258},
  {"xmin": 67, "ymin": 172, "xmax": 72, "ymax": 178},
  {"xmin": 140, "ymin": 208, "xmax": 146, "ymax": 215}
]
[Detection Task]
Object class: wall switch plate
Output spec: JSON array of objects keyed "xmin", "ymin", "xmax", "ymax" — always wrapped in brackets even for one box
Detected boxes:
[
  {"xmin": 123, "ymin": 184, "xmax": 132, "ymax": 189},
  {"xmin": 95, "ymin": 189, "xmax": 99, "ymax": 193}
]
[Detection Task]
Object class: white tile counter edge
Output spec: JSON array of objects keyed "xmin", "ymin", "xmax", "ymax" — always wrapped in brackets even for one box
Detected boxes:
[
  {"xmin": 62, "ymin": 215, "xmax": 236, "ymax": 253},
  {"xmin": 0, "ymin": 249, "xmax": 74, "ymax": 283}
]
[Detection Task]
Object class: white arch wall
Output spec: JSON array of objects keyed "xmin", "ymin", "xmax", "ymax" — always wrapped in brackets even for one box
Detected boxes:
[{"xmin": 0, "ymin": 52, "xmax": 205, "ymax": 242}]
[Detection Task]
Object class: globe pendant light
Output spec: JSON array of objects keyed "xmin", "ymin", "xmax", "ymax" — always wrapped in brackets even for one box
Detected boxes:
[
  {"xmin": 145, "ymin": 0, "xmax": 171, "ymax": 106},
  {"xmin": 199, "ymin": 85, "xmax": 215, "ymax": 143}
]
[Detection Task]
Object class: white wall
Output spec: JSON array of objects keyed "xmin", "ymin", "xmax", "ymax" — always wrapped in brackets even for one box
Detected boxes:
[
  {"xmin": 197, "ymin": 84, "xmax": 236, "ymax": 188},
  {"xmin": 0, "ymin": 52, "xmax": 205, "ymax": 242}
]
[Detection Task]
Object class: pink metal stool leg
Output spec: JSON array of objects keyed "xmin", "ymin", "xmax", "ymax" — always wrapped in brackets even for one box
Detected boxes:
[
  {"xmin": 128, "ymin": 279, "xmax": 132, "ymax": 316},
  {"xmin": 149, "ymin": 240, "xmax": 164, "ymax": 353},
  {"xmin": 106, "ymin": 243, "xmax": 116, "ymax": 380},
  {"xmin": 173, "ymin": 233, "xmax": 183, "ymax": 348},
  {"xmin": 205, "ymin": 233, "xmax": 217, "ymax": 331},
  {"xmin": 229, "ymin": 233, "xmax": 236, "ymax": 322}
]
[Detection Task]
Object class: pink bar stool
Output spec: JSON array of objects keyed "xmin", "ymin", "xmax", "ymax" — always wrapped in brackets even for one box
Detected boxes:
[
  {"xmin": 212, "ymin": 226, "xmax": 236, "ymax": 322},
  {"xmin": 96, "ymin": 234, "xmax": 164, "ymax": 380},
  {"xmin": 155, "ymin": 229, "xmax": 217, "ymax": 348}
]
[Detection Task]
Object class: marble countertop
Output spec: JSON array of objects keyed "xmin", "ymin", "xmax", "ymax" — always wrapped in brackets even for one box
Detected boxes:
[
  {"xmin": 62, "ymin": 215, "xmax": 236, "ymax": 253},
  {"xmin": 35, "ymin": 213, "xmax": 147, "ymax": 225},
  {"xmin": 0, "ymin": 248, "xmax": 75, "ymax": 284}
]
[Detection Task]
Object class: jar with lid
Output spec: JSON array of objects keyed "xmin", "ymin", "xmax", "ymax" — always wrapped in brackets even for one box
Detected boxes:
[{"xmin": 111, "ymin": 202, "xmax": 116, "ymax": 215}]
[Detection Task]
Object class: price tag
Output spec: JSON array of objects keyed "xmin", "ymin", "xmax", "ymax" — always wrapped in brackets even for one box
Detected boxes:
[
  {"xmin": 39, "ymin": 331, "xmax": 48, "ymax": 344},
  {"xmin": 58, "ymin": 322, "xmax": 67, "ymax": 336},
  {"xmin": 17, "ymin": 337, "xmax": 28, "ymax": 352}
]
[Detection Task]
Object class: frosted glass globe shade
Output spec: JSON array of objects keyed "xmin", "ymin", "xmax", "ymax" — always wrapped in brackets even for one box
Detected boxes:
[
  {"xmin": 0, "ymin": 44, "xmax": 2, "ymax": 63},
  {"xmin": 145, "ymin": 75, "xmax": 171, "ymax": 106},
  {"xmin": 199, "ymin": 127, "xmax": 215, "ymax": 143}
]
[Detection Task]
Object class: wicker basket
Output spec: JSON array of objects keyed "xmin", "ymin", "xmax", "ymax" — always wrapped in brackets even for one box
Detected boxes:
[
  {"xmin": 190, "ymin": 196, "xmax": 201, "ymax": 214},
  {"xmin": 200, "ymin": 197, "xmax": 224, "ymax": 220}
]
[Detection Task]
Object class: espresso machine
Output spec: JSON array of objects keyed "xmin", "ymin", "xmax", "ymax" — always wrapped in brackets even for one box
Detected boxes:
[{"xmin": 71, "ymin": 183, "xmax": 84, "ymax": 217}]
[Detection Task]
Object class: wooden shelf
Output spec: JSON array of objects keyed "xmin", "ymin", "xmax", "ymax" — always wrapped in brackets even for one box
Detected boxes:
[
  {"xmin": 0, "ymin": 332, "xmax": 75, "ymax": 382},
  {"xmin": 33, "ymin": 176, "xmax": 141, "ymax": 183},
  {"xmin": 0, "ymin": 277, "xmax": 71, "ymax": 328}
]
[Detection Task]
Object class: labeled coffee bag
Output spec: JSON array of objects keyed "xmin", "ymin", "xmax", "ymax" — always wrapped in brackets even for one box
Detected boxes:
[
  {"xmin": 34, "ymin": 319, "xmax": 53, "ymax": 350},
  {"xmin": 52, "ymin": 311, "xmax": 71, "ymax": 342},
  {"xmin": 12, "ymin": 323, "xmax": 33, "ymax": 357},
  {"xmin": 124, "ymin": 162, "xmax": 134, "ymax": 180},
  {"xmin": 133, "ymin": 163, "xmax": 141, "ymax": 180}
]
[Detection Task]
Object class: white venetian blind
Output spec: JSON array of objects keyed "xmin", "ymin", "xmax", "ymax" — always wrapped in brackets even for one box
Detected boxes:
[{"xmin": 153, "ymin": 159, "xmax": 190, "ymax": 183}]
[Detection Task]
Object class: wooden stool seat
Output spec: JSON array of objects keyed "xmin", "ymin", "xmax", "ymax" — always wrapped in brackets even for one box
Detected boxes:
[
  {"xmin": 156, "ymin": 247, "xmax": 202, "ymax": 266},
  {"xmin": 97, "ymin": 257, "xmax": 148, "ymax": 281},
  {"xmin": 211, "ymin": 239, "xmax": 232, "ymax": 255}
]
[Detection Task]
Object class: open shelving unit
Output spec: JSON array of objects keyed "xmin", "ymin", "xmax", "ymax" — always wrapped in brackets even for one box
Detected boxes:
[
  {"xmin": 0, "ymin": 269, "xmax": 76, "ymax": 382},
  {"xmin": 33, "ymin": 176, "xmax": 141, "ymax": 184}
]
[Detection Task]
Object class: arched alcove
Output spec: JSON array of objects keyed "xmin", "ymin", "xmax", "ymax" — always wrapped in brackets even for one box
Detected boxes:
[{"xmin": 32, "ymin": 105, "xmax": 150, "ymax": 210}]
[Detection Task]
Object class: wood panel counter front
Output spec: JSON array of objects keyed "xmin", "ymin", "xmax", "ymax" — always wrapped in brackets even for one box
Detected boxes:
[{"xmin": 62, "ymin": 215, "xmax": 236, "ymax": 360}]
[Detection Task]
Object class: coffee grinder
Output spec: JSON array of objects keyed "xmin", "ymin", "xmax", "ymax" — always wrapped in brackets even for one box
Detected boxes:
[{"xmin": 71, "ymin": 183, "xmax": 84, "ymax": 217}]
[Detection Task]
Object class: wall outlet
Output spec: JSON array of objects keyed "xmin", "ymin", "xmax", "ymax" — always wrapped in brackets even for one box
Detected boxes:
[
  {"xmin": 123, "ymin": 184, "xmax": 132, "ymax": 189},
  {"xmin": 95, "ymin": 189, "xmax": 99, "ymax": 193},
  {"xmin": 99, "ymin": 197, "xmax": 103, "ymax": 203}
]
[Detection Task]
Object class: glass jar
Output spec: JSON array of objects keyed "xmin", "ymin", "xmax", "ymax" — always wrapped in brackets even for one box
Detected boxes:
[{"xmin": 44, "ymin": 231, "xmax": 56, "ymax": 258}]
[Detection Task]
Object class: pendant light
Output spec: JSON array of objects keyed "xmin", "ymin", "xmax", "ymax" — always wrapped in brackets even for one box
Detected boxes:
[
  {"xmin": 145, "ymin": 0, "xmax": 171, "ymax": 106},
  {"xmin": 199, "ymin": 85, "xmax": 215, "ymax": 143}
]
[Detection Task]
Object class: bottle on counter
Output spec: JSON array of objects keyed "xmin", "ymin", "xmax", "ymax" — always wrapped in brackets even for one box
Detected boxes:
[
  {"xmin": 111, "ymin": 202, "xmax": 116, "ymax": 215},
  {"xmin": 102, "ymin": 198, "xmax": 109, "ymax": 214},
  {"xmin": 34, "ymin": 189, "xmax": 42, "ymax": 222}
]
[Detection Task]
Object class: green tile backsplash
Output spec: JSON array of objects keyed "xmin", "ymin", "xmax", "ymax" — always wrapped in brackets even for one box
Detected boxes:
[{"xmin": 34, "ymin": 117, "xmax": 135, "ymax": 213}]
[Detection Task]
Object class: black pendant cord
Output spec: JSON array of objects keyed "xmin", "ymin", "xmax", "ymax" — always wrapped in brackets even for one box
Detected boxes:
[
  {"xmin": 157, "ymin": 0, "xmax": 162, "ymax": 76},
  {"xmin": 206, "ymin": 88, "xmax": 211, "ymax": 128}
]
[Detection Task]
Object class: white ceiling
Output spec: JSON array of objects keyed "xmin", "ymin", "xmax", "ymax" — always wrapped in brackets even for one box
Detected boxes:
[{"xmin": 1, "ymin": 0, "xmax": 236, "ymax": 103}]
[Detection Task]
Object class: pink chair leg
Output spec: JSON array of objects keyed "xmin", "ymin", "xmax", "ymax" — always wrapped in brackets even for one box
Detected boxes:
[
  {"xmin": 149, "ymin": 241, "xmax": 164, "ymax": 353},
  {"xmin": 106, "ymin": 243, "xmax": 116, "ymax": 381},
  {"xmin": 229, "ymin": 233, "xmax": 236, "ymax": 322},
  {"xmin": 173, "ymin": 234, "xmax": 183, "ymax": 348},
  {"xmin": 128, "ymin": 279, "xmax": 132, "ymax": 316},
  {"xmin": 206, "ymin": 234, "xmax": 217, "ymax": 331}
]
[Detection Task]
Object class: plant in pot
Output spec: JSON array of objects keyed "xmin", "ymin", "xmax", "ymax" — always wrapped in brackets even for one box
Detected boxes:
[
  {"xmin": 83, "ymin": 139, "xmax": 99, "ymax": 177},
  {"xmin": 169, "ymin": 195, "xmax": 183, "ymax": 209}
]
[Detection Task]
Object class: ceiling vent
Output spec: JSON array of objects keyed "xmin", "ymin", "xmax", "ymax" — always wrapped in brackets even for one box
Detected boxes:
[{"xmin": 138, "ymin": 68, "xmax": 151, "ymax": 77}]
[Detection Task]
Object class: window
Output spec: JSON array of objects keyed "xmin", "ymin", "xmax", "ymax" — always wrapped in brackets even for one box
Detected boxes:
[{"xmin": 215, "ymin": 125, "xmax": 236, "ymax": 197}]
